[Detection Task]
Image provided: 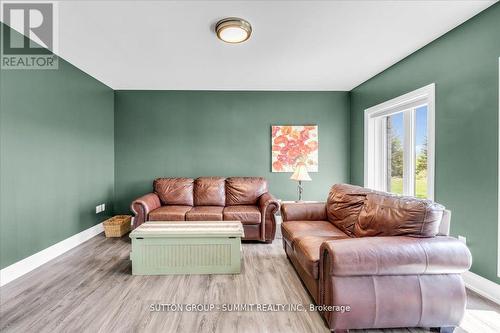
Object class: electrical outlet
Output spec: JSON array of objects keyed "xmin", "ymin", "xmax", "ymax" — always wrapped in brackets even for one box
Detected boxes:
[
  {"xmin": 96, "ymin": 204, "xmax": 105, "ymax": 214},
  {"xmin": 458, "ymin": 235, "xmax": 466, "ymax": 244}
]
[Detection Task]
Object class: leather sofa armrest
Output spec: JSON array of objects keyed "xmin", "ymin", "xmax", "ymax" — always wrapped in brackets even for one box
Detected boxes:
[
  {"xmin": 258, "ymin": 192, "xmax": 280, "ymax": 241},
  {"xmin": 130, "ymin": 193, "xmax": 161, "ymax": 228},
  {"xmin": 320, "ymin": 236, "xmax": 472, "ymax": 276},
  {"xmin": 281, "ymin": 202, "xmax": 327, "ymax": 222},
  {"xmin": 259, "ymin": 192, "xmax": 280, "ymax": 215}
]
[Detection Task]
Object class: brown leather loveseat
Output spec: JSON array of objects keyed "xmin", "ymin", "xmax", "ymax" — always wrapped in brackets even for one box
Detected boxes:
[
  {"xmin": 281, "ymin": 184, "xmax": 472, "ymax": 333},
  {"xmin": 131, "ymin": 177, "xmax": 279, "ymax": 242}
]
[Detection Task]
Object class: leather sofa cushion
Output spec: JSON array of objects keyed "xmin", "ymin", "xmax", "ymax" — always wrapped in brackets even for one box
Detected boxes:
[
  {"xmin": 294, "ymin": 235, "xmax": 349, "ymax": 279},
  {"xmin": 226, "ymin": 177, "xmax": 267, "ymax": 205},
  {"xmin": 149, "ymin": 205, "xmax": 191, "ymax": 221},
  {"xmin": 281, "ymin": 220, "xmax": 348, "ymax": 247},
  {"xmin": 355, "ymin": 193, "xmax": 445, "ymax": 237},
  {"xmin": 185, "ymin": 206, "xmax": 223, "ymax": 221},
  {"xmin": 223, "ymin": 205, "xmax": 261, "ymax": 225},
  {"xmin": 194, "ymin": 177, "xmax": 226, "ymax": 206},
  {"xmin": 327, "ymin": 183, "xmax": 379, "ymax": 236},
  {"xmin": 154, "ymin": 178, "xmax": 194, "ymax": 206}
]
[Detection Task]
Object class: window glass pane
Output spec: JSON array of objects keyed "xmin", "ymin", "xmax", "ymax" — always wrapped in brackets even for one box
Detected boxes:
[
  {"xmin": 387, "ymin": 112, "xmax": 404, "ymax": 195},
  {"xmin": 415, "ymin": 106, "xmax": 428, "ymax": 198}
]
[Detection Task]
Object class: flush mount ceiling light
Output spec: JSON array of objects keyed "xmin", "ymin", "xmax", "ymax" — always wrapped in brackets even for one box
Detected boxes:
[{"xmin": 215, "ymin": 17, "xmax": 252, "ymax": 44}]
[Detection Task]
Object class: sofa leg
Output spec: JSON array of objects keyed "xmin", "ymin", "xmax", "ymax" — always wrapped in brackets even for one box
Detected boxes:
[
  {"xmin": 332, "ymin": 330, "xmax": 349, "ymax": 333},
  {"xmin": 430, "ymin": 327, "xmax": 455, "ymax": 333}
]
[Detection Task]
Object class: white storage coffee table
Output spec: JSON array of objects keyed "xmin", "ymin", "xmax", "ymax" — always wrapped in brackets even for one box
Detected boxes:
[{"xmin": 129, "ymin": 221, "xmax": 244, "ymax": 275}]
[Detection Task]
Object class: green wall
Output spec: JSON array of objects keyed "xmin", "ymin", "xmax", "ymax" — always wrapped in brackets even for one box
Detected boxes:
[
  {"xmin": 350, "ymin": 4, "xmax": 500, "ymax": 282},
  {"xmin": 0, "ymin": 25, "xmax": 115, "ymax": 269},
  {"xmin": 114, "ymin": 91, "xmax": 350, "ymax": 213}
]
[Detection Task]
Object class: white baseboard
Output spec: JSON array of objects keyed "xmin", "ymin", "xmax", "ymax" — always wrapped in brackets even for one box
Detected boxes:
[
  {"xmin": 0, "ymin": 223, "xmax": 103, "ymax": 287},
  {"xmin": 463, "ymin": 271, "xmax": 500, "ymax": 305}
]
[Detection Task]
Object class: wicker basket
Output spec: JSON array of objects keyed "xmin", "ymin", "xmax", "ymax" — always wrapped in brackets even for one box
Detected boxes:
[{"xmin": 103, "ymin": 215, "xmax": 132, "ymax": 237}]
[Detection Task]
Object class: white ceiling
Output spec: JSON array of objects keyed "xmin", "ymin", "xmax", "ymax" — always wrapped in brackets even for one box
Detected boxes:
[{"xmin": 15, "ymin": 1, "xmax": 500, "ymax": 90}]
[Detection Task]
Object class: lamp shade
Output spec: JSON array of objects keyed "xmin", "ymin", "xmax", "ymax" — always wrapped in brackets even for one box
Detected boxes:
[{"xmin": 290, "ymin": 162, "xmax": 311, "ymax": 181}]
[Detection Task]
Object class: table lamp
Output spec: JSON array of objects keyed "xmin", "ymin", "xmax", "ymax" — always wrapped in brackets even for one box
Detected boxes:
[{"xmin": 290, "ymin": 162, "xmax": 311, "ymax": 202}]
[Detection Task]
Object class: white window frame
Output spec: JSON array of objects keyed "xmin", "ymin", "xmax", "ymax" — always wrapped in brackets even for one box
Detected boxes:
[
  {"xmin": 498, "ymin": 58, "xmax": 500, "ymax": 277},
  {"xmin": 364, "ymin": 83, "xmax": 435, "ymax": 200}
]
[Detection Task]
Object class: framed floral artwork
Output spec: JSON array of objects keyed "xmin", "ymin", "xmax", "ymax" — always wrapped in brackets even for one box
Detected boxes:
[{"xmin": 271, "ymin": 125, "xmax": 318, "ymax": 172}]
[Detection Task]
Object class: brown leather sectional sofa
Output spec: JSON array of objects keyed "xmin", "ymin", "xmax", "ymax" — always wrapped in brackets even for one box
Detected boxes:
[
  {"xmin": 281, "ymin": 184, "xmax": 472, "ymax": 333},
  {"xmin": 131, "ymin": 177, "xmax": 279, "ymax": 242}
]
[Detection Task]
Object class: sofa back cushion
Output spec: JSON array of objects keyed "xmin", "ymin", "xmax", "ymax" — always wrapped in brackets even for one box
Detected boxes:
[
  {"xmin": 194, "ymin": 177, "xmax": 226, "ymax": 206},
  {"xmin": 153, "ymin": 178, "xmax": 194, "ymax": 206},
  {"xmin": 326, "ymin": 184, "xmax": 378, "ymax": 236},
  {"xmin": 355, "ymin": 193, "xmax": 444, "ymax": 237},
  {"xmin": 226, "ymin": 177, "xmax": 267, "ymax": 205}
]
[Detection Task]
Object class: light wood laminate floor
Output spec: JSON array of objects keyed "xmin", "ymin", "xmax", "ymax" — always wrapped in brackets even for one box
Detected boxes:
[{"xmin": 1, "ymin": 234, "xmax": 499, "ymax": 333}]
